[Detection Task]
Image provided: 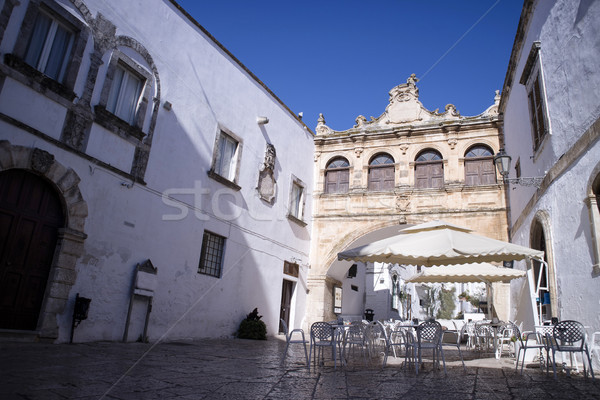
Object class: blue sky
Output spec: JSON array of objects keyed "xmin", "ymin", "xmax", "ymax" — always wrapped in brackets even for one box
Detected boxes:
[{"xmin": 176, "ymin": 0, "xmax": 524, "ymax": 132}]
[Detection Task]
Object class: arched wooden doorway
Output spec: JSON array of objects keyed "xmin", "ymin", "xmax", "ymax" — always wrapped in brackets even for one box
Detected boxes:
[{"xmin": 0, "ymin": 169, "xmax": 65, "ymax": 330}]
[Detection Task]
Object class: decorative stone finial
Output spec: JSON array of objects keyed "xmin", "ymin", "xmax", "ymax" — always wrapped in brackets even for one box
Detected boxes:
[
  {"xmin": 407, "ymin": 73, "xmax": 419, "ymax": 87},
  {"xmin": 316, "ymin": 113, "xmax": 332, "ymax": 135},
  {"xmin": 354, "ymin": 115, "xmax": 367, "ymax": 128}
]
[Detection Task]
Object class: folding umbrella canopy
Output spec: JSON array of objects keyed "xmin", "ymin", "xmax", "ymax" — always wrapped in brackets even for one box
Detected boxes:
[
  {"xmin": 405, "ymin": 263, "xmax": 526, "ymax": 284},
  {"xmin": 337, "ymin": 220, "xmax": 544, "ymax": 266}
]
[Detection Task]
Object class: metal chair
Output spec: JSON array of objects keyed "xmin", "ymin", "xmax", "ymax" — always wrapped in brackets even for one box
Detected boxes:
[
  {"xmin": 414, "ymin": 320, "xmax": 447, "ymax": 376},
  {"xmin": 309, "ymin": 321, "xmax": 338, "ymax": 370},
  {"xmin": 442, "ymin": 327, "xmax": 466, "ymax": 372},
  {"xmin": 383, "ymin": 323, "xmax": 409, "ymax": 367},
  {"xmin": 462, "ymin": 320, "xmax": 476, "ymax": 350},
  {"xmin": 591, "ymin": 331, "xmax": 600, "ymax": 371},
  {"xmin": 280, "ymin": 318, "xmax": 309, "ymax": 368},
  {"xmin": 342, "ymin": 321, "xmax": 368, "ymax": 366},
  {"xmin": 516, "ymin": 326, "xmax": 550, "ymax": 374},
  {"xmin": 495, "ymin": 322, "xmax": 518, "ymax": 359},
  {"xmin": 475, "ymin": 321, "xmax": 492, "ymax": 353},
  {"xmin": 547, "ymin": 320, "xmax": 595, "ymax": 379},
  {"xmin": 365, "ymin": 321, "xmax": 388, "ymax": 358}
]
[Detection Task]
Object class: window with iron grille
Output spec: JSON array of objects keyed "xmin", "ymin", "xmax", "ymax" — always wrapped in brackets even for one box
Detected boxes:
[{"xmin": 198, "ymin": 231, "xmax": 225, "ymax": 278}]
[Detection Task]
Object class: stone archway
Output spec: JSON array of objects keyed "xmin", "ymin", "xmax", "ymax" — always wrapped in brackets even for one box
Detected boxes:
[
  {"xmin": 306, "ymin": 218, "xmax": 416, "ymax": 327},
  {"xmin": 0, "ymin": 141, "xmax": 87, "ymax": 339}
]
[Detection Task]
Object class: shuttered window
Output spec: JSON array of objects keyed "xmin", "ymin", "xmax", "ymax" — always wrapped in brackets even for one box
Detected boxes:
[
  {"xmin": 464, "ymin": 146, "xmax": 496, "ymax": 186},
  {"xmin": 368, "ymin": 154, "xmax": 394, "ymax": 191},
  {"xmin": 415, "ymin": 150, "xmax": 443, "ymax": 189},
  {"xmin": 325, "ymin": 157, "xmax": 350, "ymax": 193}
]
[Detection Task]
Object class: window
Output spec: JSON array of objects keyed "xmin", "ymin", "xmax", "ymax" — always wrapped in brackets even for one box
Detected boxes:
[
  {"xmin": 290, "ymin": 181, "xmax": 304, "ymax": 221},
  {"xmin": 528, "ymin": 73, "xmax": 548, "ymax": 150},
  {"xmin": 106, "ymin": 64, "xmax": 144, "ymax": 124},
  {"xmin": 415, "ymin": 150, "xmax": 443, "ymax": 189},
  {"xmin": 368, "ymin": 153, "xmax": 395, "ymax": 191},
  {"xmin": 213, "ymin": 131, "xmax": 239, "ymax": 182},
  {"xmin": 9, "ymin": 1, "xmax": 88, "ymax": 98},
  {"xmin": 198, "ymin": 231, "xmax": 225, "ymax": 278},
  {"xmin": 325, "ymin": 157, "xmax": 349, "ymax": 193},
  {"xmin": 347, "ymin": 264, "xmax": 357, "ymax": 278},
  {"xmin": 520, "ymin": 42, "xmax": 548, "ymax": 152},
  {"xmin": 515, "ymin": 158, "xmax": 522, "ymax": 179},
  {"xmin": 464, "ymin": 145, "xmax": 496, "ymax": 186},
  {"xmin": 24, "ymin": 9, "xmax": 74, "ymax": 83}
]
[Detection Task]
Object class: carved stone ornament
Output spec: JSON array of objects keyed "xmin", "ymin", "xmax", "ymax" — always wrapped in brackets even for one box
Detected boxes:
[
  {"xmin": 385, "ymin": 75, "xmax": 423, "ymax": 124},
  {"xmin": 354, "ymin": 147, "xmax": 364, "ymax": 158},
  {"xmin": 31, "ymin": 148, "xmax": 55, "ymax": 173},
  {"xmin": 316, "ymin": 113, "xmax": 332, "ymax": 135},
  {"xmin": 447, "ymin": 138, "xmax": 458, "ymax": 150},
  {"xmin": 263, "ymin": 143, "xmax": 276, "ymax": 171},
  {"xmin": 257, "ymin": 169, "xmax": 276, "ymax": 203},
  {"xmin": 396, "ymin": 194, "xmax": 411, "ymax": 212},
  {"xmin": 399, "ymin": 143, "xmax": 409, "ymax": 155},
  {"xmin": 443, "ymin": 104, "xmax": 460, "ymax": 117},
  {"xmin": 354, "ymin": 115, "xmax": 367, "ymax": 128},
  {"xmin": 258, "ymin": 143, "xmax": 277, "ymax": 203}
]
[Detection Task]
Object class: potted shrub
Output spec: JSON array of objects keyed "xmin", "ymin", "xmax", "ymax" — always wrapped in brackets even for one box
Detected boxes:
[{"xmin": 237, "ymin": 308, "xmax": 267, "ymax": 340}]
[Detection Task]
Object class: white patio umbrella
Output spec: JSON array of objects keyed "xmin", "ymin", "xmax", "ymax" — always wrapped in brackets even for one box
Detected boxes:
[
  {"xmin": 405, "ymin": 263, "xmax": 526, "ymax": 284},
  {"xmin": 337, "ymin": 220, "xmax": 544, "ymax": 266}
]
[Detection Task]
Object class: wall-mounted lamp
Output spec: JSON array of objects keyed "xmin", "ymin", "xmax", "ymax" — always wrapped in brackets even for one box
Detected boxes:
[
  {"xmin": 256, "ymin": 116, "xmax": 269, "ymax": 125},
  {"xmin": 493, "ymin": 148, "xmax": 544, "ymax": 187}
]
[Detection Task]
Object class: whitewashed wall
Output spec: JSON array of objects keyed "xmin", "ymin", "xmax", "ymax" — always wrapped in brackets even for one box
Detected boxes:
[
  {"xmin": 503, "ymin": 0, "xmax": 600, "ymax": 331},
  {"xmin": 0, "ymin": 0, "xmax": 313, "ymax": 342}
]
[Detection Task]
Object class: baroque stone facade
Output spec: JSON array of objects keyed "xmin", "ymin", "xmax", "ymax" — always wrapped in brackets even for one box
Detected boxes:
[{"xmin": 307, "ymin": 76, "xmax": 509, "ymax": 325}]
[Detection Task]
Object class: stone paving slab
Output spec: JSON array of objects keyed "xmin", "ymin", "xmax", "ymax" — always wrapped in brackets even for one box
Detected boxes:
[{"xmin": 0, "ymin": 337, "xmax": 598, "ymax": 399}]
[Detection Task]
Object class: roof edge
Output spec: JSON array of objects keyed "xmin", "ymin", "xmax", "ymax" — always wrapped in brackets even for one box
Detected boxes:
[{"xmin": 166, "ymin": 0, "xmax": 314, "ymax": 135}]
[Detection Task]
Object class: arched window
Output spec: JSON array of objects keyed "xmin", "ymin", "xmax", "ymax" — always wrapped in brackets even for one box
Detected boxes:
[
  {"xmin": 415, "ymin": 150, "xmax": 443, "ymax": 189},
  {"xmin": 464, "ymin": 145, "xmax": 496, "ymax": 186},
  {"xmin": 325, "ymin": 157, "xmax": 350, "ymax": 193},
  {"xmin": 368, "ymin": 153, "xmax": 394, "ymax": 191}
]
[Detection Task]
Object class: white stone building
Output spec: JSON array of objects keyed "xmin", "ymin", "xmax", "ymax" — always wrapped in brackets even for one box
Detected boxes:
[
  {"xmin": 0, "ymin": 0, "xmax": 313, "ymax": 342},
  {"xmin": 499, "ymin": 0, "xmax": 600, "ymax": 332}
]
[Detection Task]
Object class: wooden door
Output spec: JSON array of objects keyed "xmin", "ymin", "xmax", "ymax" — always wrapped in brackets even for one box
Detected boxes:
[
  {"xmin": 279, "ymin": 280, "xmax": 293, "ymax": 333},
  {"xmin": 0, "ymin": 170, "xmax": 64, "ymax": 330}
]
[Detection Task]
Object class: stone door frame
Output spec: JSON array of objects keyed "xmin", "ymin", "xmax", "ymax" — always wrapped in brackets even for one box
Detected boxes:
[{"xmin": 0, "ymin": 141, "xmax": 87, "ymax": 340}]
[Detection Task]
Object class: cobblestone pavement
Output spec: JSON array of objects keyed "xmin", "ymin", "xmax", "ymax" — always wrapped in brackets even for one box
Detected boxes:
[{"xmin": 1, "ymin": 337, "xmax": 599, "ymax": 399}]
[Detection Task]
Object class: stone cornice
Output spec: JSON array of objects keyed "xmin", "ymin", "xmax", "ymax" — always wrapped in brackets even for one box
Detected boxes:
[{"xmin": 314, "ymin": 117, "xmax": 499, "ymax": 145}]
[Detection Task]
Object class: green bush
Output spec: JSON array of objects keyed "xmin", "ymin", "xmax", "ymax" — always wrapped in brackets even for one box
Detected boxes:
[{"xmin": 237, "ymin": 308, "xmax": 267, "ymax": 340}]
